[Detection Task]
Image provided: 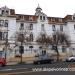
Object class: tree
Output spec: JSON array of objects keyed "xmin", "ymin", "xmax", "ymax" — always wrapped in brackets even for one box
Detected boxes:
[
  {"xmin": 52, "ymin": 31, "xmax": 70, "ymax": 61},
  {"xmin": 16, "ymin": 32, "xmax": 28, "ymax": 63},
  {"xmin": 36, "ymin": 33, "xmax": 52, "ymax": 54}
]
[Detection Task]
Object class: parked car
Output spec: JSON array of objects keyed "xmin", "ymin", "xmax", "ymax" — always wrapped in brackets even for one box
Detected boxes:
[
  {"xmin": 33, "ymin": 53, "xmax": 54, "ymax": 64},
  {"xmin": 66, "ymin": 56, "xmax": 75, "ymax": 62},
  {"xmin": 0, "ymin": 51, "xmax": 6, "ymax": 66}
]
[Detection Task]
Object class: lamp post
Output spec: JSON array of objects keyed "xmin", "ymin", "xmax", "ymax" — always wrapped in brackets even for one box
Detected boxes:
[
  {"xmin": 3, "ymin": 6, "xmax": 9, "ymax": 60},
  {"xmin": 5, "ymin": 20, "xmax": 8, "ymax": 60}
]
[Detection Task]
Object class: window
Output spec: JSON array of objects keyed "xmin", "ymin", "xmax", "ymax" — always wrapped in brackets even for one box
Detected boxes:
[
  {"xmin": 73, "ymin": 17, "xmax": 75, "ymax": 20},
  {"xmin": 29, "ymin": 46, "xmax": 33, "ymax": 48},
  {"xmin": 30, "ymin": 33, "xmax": 33, "ymax": 42},
  {"xmin": 29, "ymin": 24, "xmax": 33, "ymax": 30},
  {"xmin": 59, "ymin": 18, "xmax": 62, "ymax": 22},
  {"xmin": 40, "ymin": 16, "xmax": 42, "ymax": 20},
  {"xmin": 40, "ymin": 16, "xmax": 45, "ymax": 20},
  {"xmin": 0, "ymin": 20, "xmax": 2, "ymax": 26},
  {"xmin": 62, "ymin": 46, "xmax": 66, "ymax": 52},
  {"xmin": 52, "ymin": 25, "xmax": 56, "ymax": 31},
  {"xmin": 0, "ymin": 32, "xmax": 2, "ymax": 40},
  {"xmin": 52, "ymin": 18, "xmax": 55, "ymax": 22},
  {"xmin": 0, "ymin": 20, "xmax": 4, "ymax": 26},
  {"xmin": 0, "ymin": 51, "xmax": 3, "ymax": 57},
  {"xmin": 53, "ymin": 35, "xmax": 56, "ymax": 41},
  {"xmin": 42, "ymin": 34, "xmax": 45, "ymax": 40},
  {"xmin": 52, "ymin": 45, "xmax": 58, "ymax": 51},
  {"xmin": 1, "ymin": 10, "xmax": 4, "ymax": 15},
  {"xmin": 0, "ymin": 20, "xmax": 8, "ymax": 27},
  {"xmin": 3, "ymin": 32, "xmax": 8, "ymax": 40},
  {"xmin": 29, "ymin": 17, "xmax": 33, "ymax": 21},
  {"xmin": 5, "ymin": 20, "xmax": 8, "ymax": 27},
  {"xmin": 41, "ymin": 24, "xmax": 44, "ymax": 31},
  {"xmin": 1, "ymin": 10, "xmax": 9, "ymax": 15},
  {"xmin": 6, "ymin": 10, "xmax": 9, "ymax": 14},
  {"xmin": 43, "ymin": 16, "xmax": 45, "ymax": 20},
  {"xmin": 42, "ymin": 50, "xmax": 46, "ymax": 55},
  {"xmin": 29, "ymin": 46, "xmax": 33, "ymax": 52},
  {"xmin": 20, "ymin": 23, "xmax": 24, "ymax": 30},
  {"xmin": 39, "ymin": 46, "xmax": 42, "ymax": 49},
  {"xmin": 74, "ymin": 25, "xmax": 75, "ymax": 30},
  {"xmin": 60, "ymin": 25, "xmax": 63, "ymax": 31}
]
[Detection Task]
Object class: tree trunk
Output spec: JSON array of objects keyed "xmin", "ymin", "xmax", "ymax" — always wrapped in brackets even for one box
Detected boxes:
[
  {"xmin": 57, "ymin": 51, "xmax": 59, "ymax": 62},
  {"xmin": 55, "ymin": 45, "xmax": 60, "ymax": 62}
]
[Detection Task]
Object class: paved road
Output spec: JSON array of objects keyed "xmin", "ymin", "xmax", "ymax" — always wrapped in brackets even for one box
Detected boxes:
[
  {"xmin": 0, "ymin": 69, "xmax": 75, "ymax": 75},
  {"xmin": 0, "ymin": 62, "xmax": 75, "ymax": 70},
  {"xmin": 12, "ymin": 71, "xmax": 75, "ymax": 75},
  {"xmin": 0, "ymin": 62, "xmax": 75, "ymax": 75}
]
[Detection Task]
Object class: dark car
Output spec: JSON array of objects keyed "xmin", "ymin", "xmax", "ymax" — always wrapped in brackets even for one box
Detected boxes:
[
  {"xmin": 33, "ymin": 53, "xmax": 54, "ymax": 64},
  {"xmin": 0, "ymin": 51, "xmax": 6, "ymax": 66}
]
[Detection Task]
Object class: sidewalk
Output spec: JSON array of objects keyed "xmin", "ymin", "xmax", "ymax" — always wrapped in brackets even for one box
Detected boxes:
[
  {"xmin": 6, "ymin": 61, "xmax": 18, "ymax": 65},
  {"xmin": 6, "ymin": 56, "xmax": 35, "ymax": 65}
]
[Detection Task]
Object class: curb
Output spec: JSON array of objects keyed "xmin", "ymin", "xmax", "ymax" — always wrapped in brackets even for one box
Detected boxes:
[{"xmin": 6, "ymin": 61, "xmax": 33, "ymax": 66}]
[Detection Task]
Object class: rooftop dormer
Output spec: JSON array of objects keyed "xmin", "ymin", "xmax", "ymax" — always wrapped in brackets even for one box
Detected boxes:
[
  {"xmin": 35, "ymin": 4, "xmax": 47, "ymax": 22},
  {"xmin": 35, "ymin": 4, "xmax": 42, "ymax": 16},
  {"xmin": 0, "ymin": 6, "xmax": 10, "ymax": 16}
]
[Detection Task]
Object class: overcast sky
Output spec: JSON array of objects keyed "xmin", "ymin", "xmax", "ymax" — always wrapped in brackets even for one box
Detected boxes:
[{"xmin": 0, "ymin": 0, "xmax": 75, "ymax": 17}]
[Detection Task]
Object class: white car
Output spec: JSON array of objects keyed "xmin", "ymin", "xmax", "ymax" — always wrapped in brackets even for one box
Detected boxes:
[{"xmin": 66, "ymin": 56, "xmax": 75, "ymax": 62}]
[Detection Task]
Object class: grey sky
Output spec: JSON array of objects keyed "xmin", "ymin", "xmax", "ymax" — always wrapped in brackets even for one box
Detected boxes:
[{"xmin": 0, "ymin": 0, "xmax": 75, "ymax": 17}]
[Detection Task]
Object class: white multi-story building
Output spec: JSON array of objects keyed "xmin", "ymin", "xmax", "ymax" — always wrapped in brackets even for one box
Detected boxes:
[{"xmin": 0, "ymin": 5, "xmax": 75, "ymax": 57}]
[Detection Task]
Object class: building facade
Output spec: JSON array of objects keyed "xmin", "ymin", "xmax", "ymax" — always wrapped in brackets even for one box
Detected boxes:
[{"xmin": 0, "ymin": 5, "xmax": 75, "ymax": 57}]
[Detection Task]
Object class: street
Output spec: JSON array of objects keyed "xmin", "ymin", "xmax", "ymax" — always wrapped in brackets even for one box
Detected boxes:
[
  {"xmin": 0, "ymin": 71, "xmax": 74, "ymax": 75},
  {"xmin": 0, "ymin": 62, "xmax": 75, "ymax": 75}
]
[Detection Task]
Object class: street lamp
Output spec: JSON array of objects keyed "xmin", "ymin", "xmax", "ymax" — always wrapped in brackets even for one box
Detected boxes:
[
  {"xmin": 4, "ymin": 20, "xmax": 9, "ymax": 60},
  {"xmin": 2, "ymin": 6, "xmax": 9, "ymax": 60}
]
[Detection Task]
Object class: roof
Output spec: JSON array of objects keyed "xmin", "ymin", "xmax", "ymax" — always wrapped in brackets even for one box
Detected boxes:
[
  {"xmin": 15, "ymin": 14, "xmax": 38, "ymax": 22},
  {"xmin": 63, "ymin": 15, "xmax": 72, "ymax": 22},
  {"xmin": 10, "ymin": 9, "xmax": 15, "ymax": 15},
  {"xmin": 0, "ymin": 6, "xmax": 73, "ymax": 23},
  {"xmin": 15, "ymin": 14, "xmax": 73, "ymax": 24},
  {"xmin": 47, "ymin": 17, "xmax": 64, "ymax": 24}
]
